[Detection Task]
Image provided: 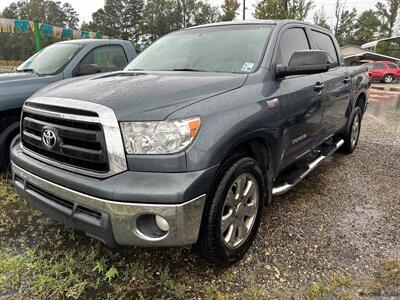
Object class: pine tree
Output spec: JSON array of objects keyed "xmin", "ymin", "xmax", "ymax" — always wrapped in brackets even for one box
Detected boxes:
[
  {"xmin": 254, "ymin": 0, "xmax": 313, "ymax": 21},
  {"xmin": 376, "ymin": 0, "xmax": 400, "ymax": 37},
  {"xmin": 220, "ymin": 0, "xmax": 240, "ymax": 21}
]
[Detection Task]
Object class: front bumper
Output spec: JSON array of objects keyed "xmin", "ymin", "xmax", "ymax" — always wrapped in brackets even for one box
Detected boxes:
[{"xmin": 12, "ymin": 162, "xmax": 206, "ymax": 247}]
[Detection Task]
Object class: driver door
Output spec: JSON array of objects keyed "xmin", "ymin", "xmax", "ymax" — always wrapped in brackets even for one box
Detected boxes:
[{"xmin": 273, "ymin": 26, "xmax": 325, "ymax": 168}]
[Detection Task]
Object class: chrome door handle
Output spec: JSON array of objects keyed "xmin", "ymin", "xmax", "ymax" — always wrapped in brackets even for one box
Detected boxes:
[
  {"xmin": 314, "ymin": 82, "xmax": 324, "ymax": 92},
  {"xmin": 343, "ymin": 77, "xmax": 350, "ymax": 84}
]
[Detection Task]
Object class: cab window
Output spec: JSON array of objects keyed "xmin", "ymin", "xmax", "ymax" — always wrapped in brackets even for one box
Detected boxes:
[
  {"xmin": 311, "ymin": 30, "xmax": 339, "ymax": 68},
  {"xmin": 108, "ymin": 45, "xmax": 128, "ymax": 71},
  {"xmin": 77, "ymin": 45, "xmax": 128, "ymax": 74},
  {"xmin": 79, "ymin": 46, "xmax": 109, "ymax": 72},
  {"xmin": 373, "ymin": 63, "xmax": 385, "ymax": 69},
  {"xmin": 277, "ymin": 28, "xmax": 310, "ymax": 66}
]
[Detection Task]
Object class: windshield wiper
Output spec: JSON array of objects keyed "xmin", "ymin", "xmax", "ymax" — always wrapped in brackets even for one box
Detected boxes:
[
  {"xmin": 127, "ymin": 68, "xmax": 144, "ymax": 71},
  {"xmin": 172, "ymin": 68, "xmax": 207, "ymax": 72},
  {"xmin": 16, "ymin": 68, "xmax": 40, "ymax": 75}
]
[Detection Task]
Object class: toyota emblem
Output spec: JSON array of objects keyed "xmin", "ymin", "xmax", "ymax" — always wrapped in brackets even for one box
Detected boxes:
[{"xmin": 42, "ymin": 129, "xmax": 57, "ymax": 148}]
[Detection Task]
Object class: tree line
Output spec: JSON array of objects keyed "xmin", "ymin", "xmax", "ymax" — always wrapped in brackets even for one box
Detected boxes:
[{"xmin": 1, "ymin": 0, "xmax": 399, "ymax": 61}]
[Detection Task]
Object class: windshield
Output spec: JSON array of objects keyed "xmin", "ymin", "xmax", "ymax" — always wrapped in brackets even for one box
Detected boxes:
[
  {"xmin": 125, "ymin": 24, "xmax": 274, "ymax": 74},
  {"xmin": 17, "ymin": 43, "xmax": 80, "ymax": 76}
]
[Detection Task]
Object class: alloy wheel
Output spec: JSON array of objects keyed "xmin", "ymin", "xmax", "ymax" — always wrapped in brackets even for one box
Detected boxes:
[
  {"xmin": 351, "ymin": 113, "xmax": 360, "ymax": 148},
  {"xmin": 221, "ymin": 173, "xmax": 259, "ymax": 249}
]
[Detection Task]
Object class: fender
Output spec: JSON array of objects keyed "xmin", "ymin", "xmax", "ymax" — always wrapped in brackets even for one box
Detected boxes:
[{"xmin": 218, "ymin": 128, "xmax": 283, "ymax": 177}]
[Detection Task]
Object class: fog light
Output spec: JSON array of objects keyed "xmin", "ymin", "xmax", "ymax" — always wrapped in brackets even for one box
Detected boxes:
[
  {"xmin": 136, "ymin": 214, "xmax": 169, "ymax": 240},
  {"xmin": 155, "ymin": 215, "xmax": 170, "ymax": 232}
]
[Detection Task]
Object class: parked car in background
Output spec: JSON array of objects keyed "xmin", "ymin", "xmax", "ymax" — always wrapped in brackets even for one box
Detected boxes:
[
  {"xmin": 0, "ymin": 39, "xmax": 137, "ymax": 170},
  {"xmin": 364, "ymin": 61, "xmax": 400, "ymax": 83},
  {"xmin": 11, "ymin": 20, "xmax": 370, "ymax": 265}
]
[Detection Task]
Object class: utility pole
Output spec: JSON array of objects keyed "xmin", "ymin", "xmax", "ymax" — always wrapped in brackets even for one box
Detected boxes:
[
  {"xmin": 243, "ymin": 0, "xmax": 245, "ymax": 20},
  {"xmin": 182, "ymin": 0, "xmax": 187, "ymax": 28}
]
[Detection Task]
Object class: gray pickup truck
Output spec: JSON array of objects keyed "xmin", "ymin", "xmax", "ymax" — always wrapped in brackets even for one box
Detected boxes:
[
  {"xmin": 11, "ymin": 20, "xmax": 370, "ymax": 265},
  {"xmin": 0, "ymin": 39, "xmax": 137, "ymax": 170}
]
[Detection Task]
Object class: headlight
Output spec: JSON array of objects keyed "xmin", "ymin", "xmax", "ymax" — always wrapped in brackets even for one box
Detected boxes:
[{"xmin": 120, "ymin": 118, "xmax": 201, "ymax": 154}]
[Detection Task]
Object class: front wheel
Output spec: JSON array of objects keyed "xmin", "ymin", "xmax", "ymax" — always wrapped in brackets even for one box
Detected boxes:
[{"xmin": 198, "ymin": 156, "xmax": 265, "ymax": 265}]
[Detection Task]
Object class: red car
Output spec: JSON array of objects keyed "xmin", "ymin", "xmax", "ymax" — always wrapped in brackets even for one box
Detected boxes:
[{"xmin": 364, "ymin": 61, "xmax": 400, "ymax": 83}]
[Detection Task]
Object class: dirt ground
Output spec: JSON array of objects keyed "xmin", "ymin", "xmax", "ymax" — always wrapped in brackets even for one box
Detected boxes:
[{"xmin": 0, "ymin": 90, "xmax": 399, "ymax": 299}]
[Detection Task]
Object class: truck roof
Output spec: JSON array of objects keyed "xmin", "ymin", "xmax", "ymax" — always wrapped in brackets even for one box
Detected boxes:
[
  {"xmin": 57, "ymin": 39, "xmax": 129, "ymax": 45},
  {"xmin": 188, "ymin": 20, "xmax": 331, "ymax": 34}
]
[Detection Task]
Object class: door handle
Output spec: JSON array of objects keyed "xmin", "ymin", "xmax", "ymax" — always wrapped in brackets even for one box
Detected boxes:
[
  {"xmin": 314, "ymin": 82, "xmax": 324, "ymax": 92},
  {"xmin": 343, "ymin": 77, "xmax": 350, "ymax": 84}
]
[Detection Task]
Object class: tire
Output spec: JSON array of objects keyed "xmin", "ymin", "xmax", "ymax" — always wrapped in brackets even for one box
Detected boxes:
[
  {"xmin": 0, "ymin": 122, "xmax": 19, "ymax": 172},
  {"xmin": 341, "ymin": 107, "xmax": 362, "ymax": 154},
  {"xmin": 198, "ymin": 156, "xmax": 265, "ymax": 265},
  {"xmin": 0, "ymin": 139, "xmax": 11, "ymax": 172},
  {"xmin": 383, "ymin": 74, "xmax": 394, "ymax": 84}
]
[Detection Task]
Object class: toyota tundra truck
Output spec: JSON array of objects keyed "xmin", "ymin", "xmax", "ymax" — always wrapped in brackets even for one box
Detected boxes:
[{"xmin": 11, "ymin": 20, "xmax": 370, "ymax": 265}]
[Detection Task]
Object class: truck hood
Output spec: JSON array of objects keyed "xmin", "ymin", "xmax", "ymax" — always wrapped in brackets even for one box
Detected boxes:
[
  {"xmin": 0, "ymin": 72, "xmax": 39, "ymax": 82},
  {"xmin": 0, "ymin": 72, "xmax": 61, "ymax": 111},
  {"xmin": 33, "ymin": 71, "xmax": 248, "ymax": 120}
]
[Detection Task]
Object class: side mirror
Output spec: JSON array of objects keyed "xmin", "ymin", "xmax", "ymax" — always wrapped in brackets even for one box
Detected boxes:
[
  {"xmin": 276, "ymin": 50, "xmax": 330, "ymax": 78},
  {"xmin": 73, "ymin": 64, "xmax": 100, "ymax": 77}
]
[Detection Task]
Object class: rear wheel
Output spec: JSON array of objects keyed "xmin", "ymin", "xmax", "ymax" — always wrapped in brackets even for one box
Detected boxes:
[
  {"xmin": 198, "ymin": 156, "xmax": 265, "ymax": 265},
  {"xmin": 383, "ymin": 74, "xmax": 394, "ymax": 84},
  {"xmin": 341, "ymin": 107, "xmax": 362, "ymax": 154}
]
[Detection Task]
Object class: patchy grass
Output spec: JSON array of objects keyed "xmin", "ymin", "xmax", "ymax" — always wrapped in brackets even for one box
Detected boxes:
[
  {"xmin": 306, "ymin": 275, "xmax": 354, "ymax": 300},
  {"xmin": 360, "ymin": 259, "xmax": 400, "ymax": 297},
  {"xmin": 242, "ymin": 284, "xmax": 265, "ymax": 300},
  {"xmin": 306, "ymin": 260, "xmax": 400, "ymax": 299},
  {"xmin": 0, "ymin": 248, "xmax": 100, "ymax": 298},
  {"xmin": 1, "ymin": 169, "xmax": 399, "ymax": 299}
]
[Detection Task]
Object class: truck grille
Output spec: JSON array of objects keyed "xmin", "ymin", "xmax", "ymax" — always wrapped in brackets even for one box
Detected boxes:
[{"xmin": 21, "ymin": 109, "xmax": 109, "ymax": 173}]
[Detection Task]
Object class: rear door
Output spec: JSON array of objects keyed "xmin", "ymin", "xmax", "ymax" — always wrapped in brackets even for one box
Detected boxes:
[
  {"xmin": 274, "ymin": 26, "xmax": 325, "ymax": 167},
  {"xmin": 311, "ymin": 29, "xmax": 351, "ymax": 135},
  {"xmin": 370, "ymin": 63, "xmax": 385, "ymax": 79}
]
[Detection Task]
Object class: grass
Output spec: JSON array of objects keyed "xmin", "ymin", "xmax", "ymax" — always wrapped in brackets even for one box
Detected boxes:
[
  {"xmin": 306, "ymin": 260, "xmax": 400, "ymax": 299},
  {"xmin": 1, "ymin": 172, "xmax": 399, "ymax": 299},
  {"xmin": 0, "ymin": 248, "xmax": 100, "ymax": 299},
  {"xmin": 306, "ymin": 275, "xmax": 354, "ymax": 300},
  {"xmin": 360, "ymin": 259, "xmax": 400, "ymax": 297}
]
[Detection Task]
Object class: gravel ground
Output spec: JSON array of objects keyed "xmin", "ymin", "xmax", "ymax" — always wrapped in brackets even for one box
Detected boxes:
[{"xmin": 0, "ymin": 92, "xmax": 399, "ymax": 299}]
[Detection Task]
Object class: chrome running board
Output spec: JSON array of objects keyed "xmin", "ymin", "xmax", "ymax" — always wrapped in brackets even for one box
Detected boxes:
[{"xmin": 272, "ymin": 139, "xmax": 344, "ymax": 196}]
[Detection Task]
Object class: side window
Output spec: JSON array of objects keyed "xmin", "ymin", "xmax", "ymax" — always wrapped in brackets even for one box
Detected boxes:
[
  {"xmin": 277, "ymin": 28, "xmax": 310, "ymax": 66},
  {"xmin": 311, "ymin": 30, "xmax": 339, "ymax": 68},
  {"xmin": 79, "ymin": 46, "xmax": 110, "ymax": 72},
  {"xmin": 373, "ymin": 63, "xmax": 385, "ymax": 69},
  {"xmin": 387, "ymin": 63, "xmax": 397, "ymax": 69},
  {"xmin": 108, "ymin": 45, "xmax": 128, "ymax": 71}
]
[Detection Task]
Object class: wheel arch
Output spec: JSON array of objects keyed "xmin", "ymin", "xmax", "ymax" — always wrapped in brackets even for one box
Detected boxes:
[
  {"xmin": 354, "ymin": 92, "xmax": 367, "ymax": 113},
  {"xmin": 208, "ymin": 132, "xmax": 280, "ymax": 207},
  {"xmin": 0, "ymin": 108, "xmax": 22, "ymax": 170}
]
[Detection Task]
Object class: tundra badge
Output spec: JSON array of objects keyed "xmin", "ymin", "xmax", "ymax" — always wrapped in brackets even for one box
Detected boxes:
[{"xmin": 266, "ymin": 98, "xmax": 279, "ymax": 109}]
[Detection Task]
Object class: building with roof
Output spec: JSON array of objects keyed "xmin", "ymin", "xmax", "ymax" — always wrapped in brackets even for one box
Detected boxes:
[{"xmin": 341, "ymin": 41, "xmax": 400, "ymax": 65}]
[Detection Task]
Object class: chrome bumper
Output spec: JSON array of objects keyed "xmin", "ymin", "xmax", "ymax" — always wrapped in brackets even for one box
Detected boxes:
[{"xmin": 12, "ymin": 163, "xmax": 206, "ymax": 247}]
